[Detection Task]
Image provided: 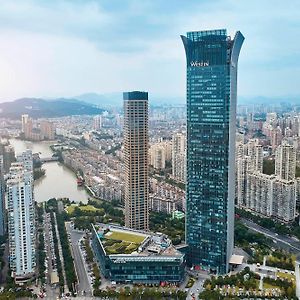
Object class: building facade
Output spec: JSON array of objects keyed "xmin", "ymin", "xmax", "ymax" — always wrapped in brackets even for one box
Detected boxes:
[
  {"xmin": 181, "ymin": 29, "xmax": 244, "ymax": 273},
  {"xmin": 272, "ymin": 179, "xmax": 296, "ymax": 222},
  {"xmin": 172, "ymin": 133, "xmax": 186, "ymax": 183},
  {"xmin": 93, "ymin": 115, "xmax": 102, "ymax": 131},
  {"xmin": 7, "ymin": 159, "xmax": 36, "ymax": 282},
  {"xmin": 123, "ymin": 91, "xmax": 149, "ymax": 231},
  {"xmin": 275, "ymin": 143, "xmax": 296, "ymax": 181},
  {"xmin": 40, "ymin": 121, "xmax": 55, "ymax": 140},
  {"xmin": 236, "ymin": 141, "xmax": 297, "ymax": 223},
  {"xmin": 246, "ymin": 173, "xmax": 275, "ymax": 217},
  {"xmin": 236, "ymin": 139, "xmax": 263, "ymax": 207},
  {"xmin": 149, "ymin": 144, "xmax": 166, "ymax": 170},
  {"xmin": 16, "ymin": 149, "xmax": 33, "ymax": 173}
]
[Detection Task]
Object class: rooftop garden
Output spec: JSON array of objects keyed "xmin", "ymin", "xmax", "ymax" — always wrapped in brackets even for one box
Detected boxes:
[{"xmin": 101, "ymin": 229, "xmax": 147, "ymax": 255}]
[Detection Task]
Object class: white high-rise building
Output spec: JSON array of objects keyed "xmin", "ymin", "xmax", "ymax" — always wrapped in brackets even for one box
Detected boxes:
[
  {"xmin": 93, "ymin": 115, "xmax": 102, "ymax": 131},
  {"xmin": 240, "ymin": 141, "xmax": 297, "ymax": 223},
  {"xmin": 172, "ymin": 133, "xmax": 186, "ymax": 183},
  {"xmin": 236, "ymin": 140, "xmax": 263, "ymax": 207},
  {"xmin": 245, "ymin": 139, "xmax": 263, "ymax": 173},
  {"xmin": 16, "ymin": 149, "xmax": 33, "ymax": 173},
  {"xmin": 21, "ymin": 114, "xmax": 29, "ymax": 133},
  {"xmin": 272, "ymin": 179, "xmax": 296, "ymax": 223},
  {"xmin": 246, "ymin": 173, "xmax": 275, "ymax": 217},
  {"xmin": 150, "ymin": 144, "xmax": 166, "ymax": 170},
  {"xmin": 7, "ymin": 159, "xmax": 35, "ymax": 282},
  {"xmin": 266, "ymin": 112, "xmax": 277, "ymax": 125},
  {"xmin": 275, "ymin": 143, "xmax": 296, "ymax": 181}
]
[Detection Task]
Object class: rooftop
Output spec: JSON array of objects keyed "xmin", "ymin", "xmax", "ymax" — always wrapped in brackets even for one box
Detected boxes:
[
  {"xmin": 94, "ymin": 224, "xmax": 182, "ymax": 257},
  {"xmin": 123, "ymin": 91, "xmax": 148, "ymax": 101}
]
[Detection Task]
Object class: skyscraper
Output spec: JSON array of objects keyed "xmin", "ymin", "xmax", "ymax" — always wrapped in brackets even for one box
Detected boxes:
[
  {"xmin": 275, "ymin": 142, "xmax": 296, "ymax": 181},
  {"xmin": 7, "ymin": 159, "xmax": 36, "ymax": 282},
  {"xmin": 181, "ymin": 29, "xmax": 244, "ymax": 273},
  {"xmin": 150, "ymin": 144, "xmax": 166, "ymax": 170},
  {"xmin": 16, "ymin": 149, "xmax": 33, "ymax": 173},
  {"xmin": 172, "ymin": 132, "xmax": 186, "ymax": 183},
  {"xmin": 123, "ymin": 91, "xmax": 149, "ymax": 231},
  {"xmin": 40, "ymin": 121, "xmax": 55, "ymax": 140},
  {"xmin": 21, "ymin": 114, "xmax": 29, "ymax": 133}
]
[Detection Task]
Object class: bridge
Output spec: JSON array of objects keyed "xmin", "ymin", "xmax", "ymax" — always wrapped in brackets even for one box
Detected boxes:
[{"xmin": 40, "ymin": 157, "xmax": 59, "ymax": 163}]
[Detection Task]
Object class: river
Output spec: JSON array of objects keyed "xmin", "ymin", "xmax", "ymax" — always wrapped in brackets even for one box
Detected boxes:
[{"xmin": 9, "ymin": 138, "xmax": 89, "ymax": 203}]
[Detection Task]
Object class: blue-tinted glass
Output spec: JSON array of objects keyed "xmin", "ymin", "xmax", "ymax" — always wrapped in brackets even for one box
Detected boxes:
[{"xmin": 181, "ymin": 29, "xmax": 244, "ymax": 274}]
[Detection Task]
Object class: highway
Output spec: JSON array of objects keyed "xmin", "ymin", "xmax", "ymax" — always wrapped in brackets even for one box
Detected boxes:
[
  {"xmin": 66, "ymin": 222, "xmax": 93, "ymax": 297},
  {"xmin": 241, "ymin": 218, "xmax": 300, "ymax": 253}
]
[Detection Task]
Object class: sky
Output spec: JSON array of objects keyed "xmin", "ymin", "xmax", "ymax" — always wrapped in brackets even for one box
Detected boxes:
[{"xmin": 0, "ymin": 0, "xmax": 299, "ymax": 102}]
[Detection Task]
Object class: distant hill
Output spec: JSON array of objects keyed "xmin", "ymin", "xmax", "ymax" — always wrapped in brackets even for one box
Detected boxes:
[
  {"xmin": 0, "ymin": 98, "xmax": 104, "ymax": 119},
  {"xmin": 238, "ymin": 96, "xmax": 300, "ymax": 105},
  {"xmin": 76, "ymin": 92, "xmax": 185, "ymax": 107}
]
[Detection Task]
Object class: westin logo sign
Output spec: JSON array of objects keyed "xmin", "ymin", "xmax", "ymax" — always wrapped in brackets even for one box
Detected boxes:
[{"xmin": 190, "ymin": 61, "xmax": 209, "ymax": 67}]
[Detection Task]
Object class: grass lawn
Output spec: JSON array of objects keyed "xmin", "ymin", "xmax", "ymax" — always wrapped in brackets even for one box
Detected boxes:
[
  {"xmin": 105, "ymin": 231, "xmax": 146, "ymax": 244},
  {"xmin": 66, "ymin": 204, "xmax": 102, "ymax": 214},
  {"xmin": 105, "ymin": 240, "xmax": 139, "ymax": 255},
  {"xmin": 263, "ymin": 282, "xmax": 280, "ymax": 289},
  {"xmin": 185, "ymin": 277, "xmax": 196, "ymax": 288}
]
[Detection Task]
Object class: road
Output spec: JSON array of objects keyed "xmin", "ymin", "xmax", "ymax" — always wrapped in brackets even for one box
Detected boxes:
[
  {"xmin": 241, "ymin": 218, "xmax": 300, "ymax": 253},
  {"xmin": 66, "ymin": 222, "xmax": 92, "ymax": 297},
  {"xmin": 186, "ymin": 278, "xmax": 204, "ymax": 300}
]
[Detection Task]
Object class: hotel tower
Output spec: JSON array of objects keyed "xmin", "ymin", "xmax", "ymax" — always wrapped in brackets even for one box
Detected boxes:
[{"xmin": 181, "ymin": 29, "xmax": 244, "ymax": 273}]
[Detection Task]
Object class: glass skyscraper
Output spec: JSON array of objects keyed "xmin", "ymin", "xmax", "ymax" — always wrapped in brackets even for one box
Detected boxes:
[{"xmin": 181, "ymin": 29, "xmax": 244, "ymax": 274}]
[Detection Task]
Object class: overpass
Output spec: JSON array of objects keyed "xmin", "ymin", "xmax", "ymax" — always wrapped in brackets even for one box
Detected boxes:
[{"xmin": 40, "ymin": 157, "xmax": 59, "ymax": 163}]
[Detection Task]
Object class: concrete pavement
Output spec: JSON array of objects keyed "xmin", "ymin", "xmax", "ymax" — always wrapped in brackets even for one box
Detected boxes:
[{"xmin": 186, "ymin": 278, "xmax": 204, "ymax": 300}]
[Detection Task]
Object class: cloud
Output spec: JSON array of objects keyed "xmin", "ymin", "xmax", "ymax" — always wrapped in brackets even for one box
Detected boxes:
[{"xmin": 0, "ymin": 0, "xmax": 299, "ymax": 100}]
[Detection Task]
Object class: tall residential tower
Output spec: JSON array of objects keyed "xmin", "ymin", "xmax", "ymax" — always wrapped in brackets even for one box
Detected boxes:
[
  {"xmin": 123, "ymin": 91, "xmax": 149, "ymax": 231},
  {"xmin": 181, "ymin": 29, "xmax": 244, "ymax": 273},
  {"xmin": 7, "ymin": 156, "xmax": 36, "ymax": 282}
]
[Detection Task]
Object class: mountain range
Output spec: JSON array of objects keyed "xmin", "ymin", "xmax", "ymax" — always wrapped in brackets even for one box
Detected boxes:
[
  {"xmin": 0, "ymin": 94, "xmax": 299, "ymax": 119},
  {"xmin": 0, "ymin": 98, "xmax": 103, "ymax": 119}
]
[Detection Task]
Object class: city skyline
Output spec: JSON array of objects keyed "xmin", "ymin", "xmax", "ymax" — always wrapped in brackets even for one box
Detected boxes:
[
  {"xmin": 0, "ymin": 1, "xmax": 300, "ymax": 297},
  {"xmin": 0, "ymin": 1, "xmax": 300, "ymax": 101}
]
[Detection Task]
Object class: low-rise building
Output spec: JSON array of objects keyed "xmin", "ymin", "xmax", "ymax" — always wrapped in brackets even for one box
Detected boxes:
[{"xmin": 92, "ymin": 224, "xmax": 185, "ymax": 284}]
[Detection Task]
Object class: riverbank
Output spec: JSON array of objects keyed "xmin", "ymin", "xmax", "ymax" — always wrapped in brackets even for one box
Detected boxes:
[{"xmin": 9, "ymin": 138, "xmax": 119, "ymax": 205}]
